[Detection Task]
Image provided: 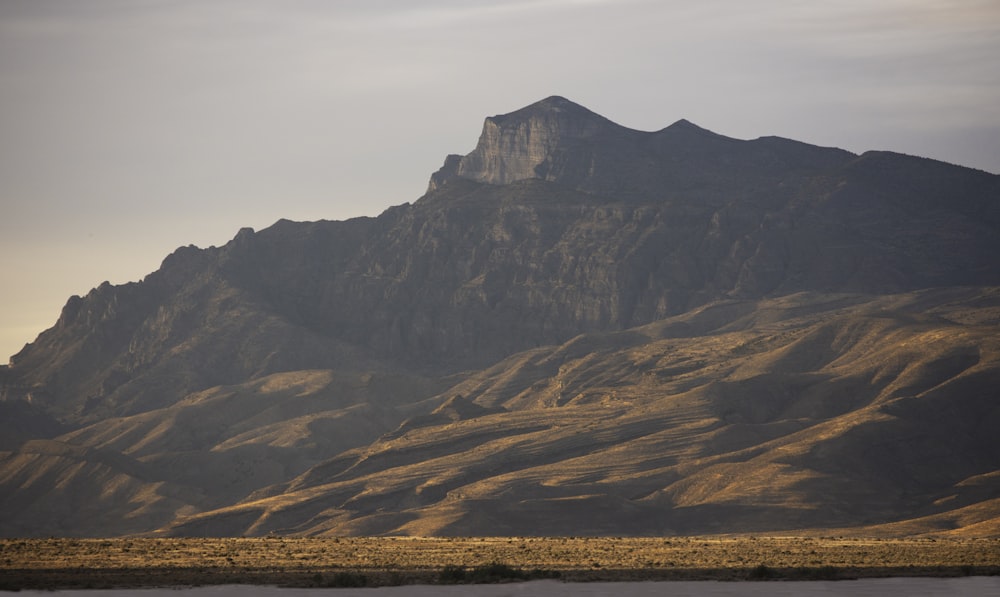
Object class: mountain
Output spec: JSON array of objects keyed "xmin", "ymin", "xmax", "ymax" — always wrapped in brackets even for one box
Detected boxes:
[{"xmin": 2, "ymin": 96, "xmax": 999, "ymax": 537}]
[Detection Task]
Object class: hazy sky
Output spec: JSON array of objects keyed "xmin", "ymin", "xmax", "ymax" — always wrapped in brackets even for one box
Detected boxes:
[{"xmin": 2, "ymin": 0, "xmax": 999, "ymax": 361}]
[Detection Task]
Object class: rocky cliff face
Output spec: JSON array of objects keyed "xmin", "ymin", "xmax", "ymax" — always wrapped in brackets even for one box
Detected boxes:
[
  {"xmin": 2, "ymin": 97, "xmax": 1000, "ymax": 537},
  {"xmin": 429, "ymin": 96, "xmax": 622, "ymax": 189}
]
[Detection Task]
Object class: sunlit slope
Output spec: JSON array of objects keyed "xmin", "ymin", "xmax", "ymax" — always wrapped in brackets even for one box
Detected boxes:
[
  {"xmin": 0, "ymin": 369, "xmax": 450, "ymax": 536},
  {"xmin": 163, "ymin": 288, "xmax": 1000, "ymax": 536}
]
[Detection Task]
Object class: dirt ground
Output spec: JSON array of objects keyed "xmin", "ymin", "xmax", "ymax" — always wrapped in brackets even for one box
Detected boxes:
[{"xmin": 2, "ymin": 536, "xmax": 998, "ymax": 590}]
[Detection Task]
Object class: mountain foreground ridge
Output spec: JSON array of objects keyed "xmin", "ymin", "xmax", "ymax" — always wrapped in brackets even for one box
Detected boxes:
[{"xmin": 2, "ymin": 96, "xmax": 1000, "ymax": 538}]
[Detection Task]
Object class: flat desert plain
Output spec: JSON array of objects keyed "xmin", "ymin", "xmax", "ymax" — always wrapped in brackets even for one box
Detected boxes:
[{"xmin": 2, "ymin": 536, "xmax": 999, "ymax": 590}]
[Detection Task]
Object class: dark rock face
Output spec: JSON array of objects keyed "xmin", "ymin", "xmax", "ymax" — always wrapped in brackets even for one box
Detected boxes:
[{"xmin": 2, "ymin": 97, "xmax": 1000, "ymax": 537}]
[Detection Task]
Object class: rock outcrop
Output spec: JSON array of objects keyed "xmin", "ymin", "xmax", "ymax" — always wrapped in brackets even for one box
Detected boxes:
[{"xmin": 429, "ymin": 96, "xmax": 623, "ymax": 190}]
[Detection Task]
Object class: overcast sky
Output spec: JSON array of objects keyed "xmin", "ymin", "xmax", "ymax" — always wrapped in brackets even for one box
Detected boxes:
[{"xmin": 2, "ymin": 0, "xmax": 999, "ymax": 361}]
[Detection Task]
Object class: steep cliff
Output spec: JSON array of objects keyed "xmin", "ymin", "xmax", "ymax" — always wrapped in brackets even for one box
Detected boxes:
[{"xmin": 429, "ymin": 96, "xmax": 624, "ymax": 189}]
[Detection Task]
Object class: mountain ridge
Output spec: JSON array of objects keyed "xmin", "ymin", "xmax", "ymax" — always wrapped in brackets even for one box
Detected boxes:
[
  {"xmin": 2, "ymin": 97, "xmax": 999, "ymax": 537},
  {"xmin": 428, "ymin": 95, "xmax": 859, "ymax": 198}
]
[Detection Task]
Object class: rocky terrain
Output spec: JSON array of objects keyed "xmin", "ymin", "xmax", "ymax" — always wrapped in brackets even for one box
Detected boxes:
[{"xmin": 1, "ymin": 96, "xmax": 999, "ymax": 537}]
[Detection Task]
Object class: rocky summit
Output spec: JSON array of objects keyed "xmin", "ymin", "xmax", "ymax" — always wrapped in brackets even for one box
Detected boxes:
[{"xmin": 2, "ymin": 97, "xmax": 1000, "ymax": 538}]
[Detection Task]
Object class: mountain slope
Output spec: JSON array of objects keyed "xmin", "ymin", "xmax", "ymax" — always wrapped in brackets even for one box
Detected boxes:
[
  {"xmin": 7, "ymin": 159, "xmax": 998, "ymax": 420},
  {"xmin": 0, "ymin": 369, "xmax": 450, "ymax": 536},
  {"xmin": 1, "ymin": 96, "xmax": 999, "ymax": 537},
  {"xmin": 158, "ymin": 288, "xmax": 1000, "ymax": 537}
]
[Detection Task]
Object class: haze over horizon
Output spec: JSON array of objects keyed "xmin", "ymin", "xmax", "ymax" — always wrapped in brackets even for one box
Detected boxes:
[{"xmin": 2, "ymin": 0, "xmax": 999, "ymax": 362}]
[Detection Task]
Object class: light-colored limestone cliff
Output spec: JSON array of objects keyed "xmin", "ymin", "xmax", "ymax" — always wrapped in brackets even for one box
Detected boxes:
[{"xmin": 428, "ymin": 96, "xmax": 622, "ymax": 191}]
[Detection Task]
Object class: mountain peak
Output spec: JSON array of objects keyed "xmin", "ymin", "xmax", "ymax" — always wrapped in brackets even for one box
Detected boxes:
[
  {"xmin": 490, "ymin": 95, "xmax": 606, "ymax": 125},
  {"xmin": 428, "ymin": 96, "xmax": 624, "ymax": 191},
  {"xmin": 426, "ymin": 97, "xmax": 737, "ymax": 196},
  {"xmin": 663, "ymin": 118, "xmax": 705, "ymax": 132}
]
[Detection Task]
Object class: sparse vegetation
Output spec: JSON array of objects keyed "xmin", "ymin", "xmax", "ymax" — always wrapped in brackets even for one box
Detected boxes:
[
  {"xmin": 437, "ymin": 562, "xmax": 558, "ymax": 584},
  {"xmin": 747, "ymin": 563, "xmax": 774, "ymax": 579},
  {"xmin": 0, "ymin": 536, "xmax": 997, "ymax": 590}
]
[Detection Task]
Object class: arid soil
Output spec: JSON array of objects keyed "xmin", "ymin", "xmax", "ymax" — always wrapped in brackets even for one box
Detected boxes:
[{"xmin": 2, "ymin": 536, "xmax": 998, "ymax": 590}]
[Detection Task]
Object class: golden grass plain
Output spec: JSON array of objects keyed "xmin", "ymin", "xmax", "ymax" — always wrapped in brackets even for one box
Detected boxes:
[{"xmin": 2, "ymin": 536, "xmax": 999, "ymax": 589}]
